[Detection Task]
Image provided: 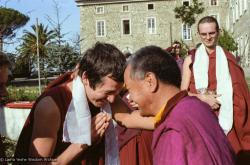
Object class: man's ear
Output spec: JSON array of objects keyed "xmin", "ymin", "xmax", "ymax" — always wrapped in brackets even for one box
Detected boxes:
[
  {"xmin": 144, "ymin": 72, "xmax": 158, "ymax": 93},
  {"xmin": 81, "ymin": 71, "xmax": 89, "ymax": 85}
]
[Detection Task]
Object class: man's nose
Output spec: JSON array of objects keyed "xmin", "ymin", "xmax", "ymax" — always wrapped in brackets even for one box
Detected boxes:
[
  {"xmin": 107, "ymin": 95, "xmax": 116, "ymax": 103},
  {"xmin": 206, "ymin": 34, "xmax": 212, "ymax": 39}
]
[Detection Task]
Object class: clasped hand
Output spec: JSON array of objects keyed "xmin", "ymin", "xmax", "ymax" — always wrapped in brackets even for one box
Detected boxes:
[
  {"xmin": 199, "ymin": 93, "xmax": 221, "ymax": 110},
  {"xmin": 91, "ymin": 112, "xmax": 111, "ymax": 144}
]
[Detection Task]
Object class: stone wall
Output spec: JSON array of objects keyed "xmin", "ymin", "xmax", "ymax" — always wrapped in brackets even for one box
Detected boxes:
[
  {"xmin": 229, "ymin": 0, "xmax": 250, "ymax": 67},
  {"xmin": 77, "ymin": 0, "xmax": 229, "ymax": 53}
]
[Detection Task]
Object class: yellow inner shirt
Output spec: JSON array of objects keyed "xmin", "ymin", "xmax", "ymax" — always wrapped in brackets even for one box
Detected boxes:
[{"xmin": 154, "ymin": 102, "xmax": 167, "ymax": 125}]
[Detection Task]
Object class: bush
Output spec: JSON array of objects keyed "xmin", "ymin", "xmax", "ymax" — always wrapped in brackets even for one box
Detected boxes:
[
  {"xmin": 2, "ymin": 136, "xmax": 16, "ymax": 157},
  {"xmin": 5, "ymin": 86, "xmax": 42, "ymax": 102}
]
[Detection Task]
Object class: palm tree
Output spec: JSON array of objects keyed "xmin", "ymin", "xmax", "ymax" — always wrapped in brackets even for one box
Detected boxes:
[{"xmin": 18, "ymin": 23, "xmax": 56, "ymax": 77}]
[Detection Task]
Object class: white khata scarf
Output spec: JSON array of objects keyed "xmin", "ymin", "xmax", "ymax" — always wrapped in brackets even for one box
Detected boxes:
[
  {"xmin": 193, "ymin": 44, "xmax": 233, "ymax": 135},
  {"xmin": 62, "ymin": 76, "xmax": 120, "ymax": 165}
]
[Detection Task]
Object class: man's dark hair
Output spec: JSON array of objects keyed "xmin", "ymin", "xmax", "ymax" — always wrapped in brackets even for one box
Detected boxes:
[
  {"xmin": 128, "ymin": 45, "xmax": 181, "ymax": 88},
  {"xmin": 0, "ymin": 52, "xmax": 10, "ymax": 68},
  {"xmin": 78, "ymin": 42, "xmax": 126, "ymax": 89},
  {"xmin": 198, "ymin": 16, "xmax": 220, "ymax": 32},
  {"xmin": 124, "ymin": 52, "xmax": 132, "ymax": 59},
  {"xmin": 173, "ymin": 41, "xmax": 181, "ymax": 46}
]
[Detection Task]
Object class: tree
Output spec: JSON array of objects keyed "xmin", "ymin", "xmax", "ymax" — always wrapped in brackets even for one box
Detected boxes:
[
  {"xmin": 218, "ymin": 29, "xmax": 238, "ymax": 52},
  {"xmin": 18, "ymin": 23, "xmax": 56, "ymax": 77},
  {"xmin": 46, "ymin": 0, "xmax": 70, "ymax": 47},
  {"xmin": 12, "ymin": 54, "xmax": 31, "ymax": 77},
  {"xmin": 174, "ymin": 0, "xmax": 204, "ymax": 26},
  {"xmin": 46, "ymin": 43, "xmax": 80, "ymax": 73},
  {"xmin": 0, "ymin": 7, "xmax": 29, "ymax": 51}
]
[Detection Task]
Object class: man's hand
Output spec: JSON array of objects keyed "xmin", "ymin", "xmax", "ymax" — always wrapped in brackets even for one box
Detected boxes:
[
  {"xmin": 91, "ymin": 112, "xmax": 111, "ymax": 144},
  {"xmin": 172, "ymin": 43, "xmax": 177, "ymax": 48},
  {"xmin": 126, "ymin": 94, "xmax": 139, "ymax": 110},
  {"xmin": 198, "ymin": 94, "xmax": 221, "ymax": 110}
]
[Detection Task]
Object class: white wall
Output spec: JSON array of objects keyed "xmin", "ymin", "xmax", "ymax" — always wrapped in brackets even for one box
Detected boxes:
[{"xmin": 0, "ymin": 106, "xmax": 30, "ymax": 140}]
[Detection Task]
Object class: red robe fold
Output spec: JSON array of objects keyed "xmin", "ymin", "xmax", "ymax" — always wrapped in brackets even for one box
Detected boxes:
[
  {"xmin": 189, "ymin": 49, "xmax": 250, "ymax": 156},
  {"xmin": 117, "ymin": 92, "xmax": 153, "ymax": 165}
]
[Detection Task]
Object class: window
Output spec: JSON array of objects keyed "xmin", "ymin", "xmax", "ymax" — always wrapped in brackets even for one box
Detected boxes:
[
  {"xmin": 245, "ymin": 34, "xmax": 249, "ymax": 66},
  {"xmin": 235, "ymin": 1, "xmax": 239, "ymax": 20},
  {"xmin": 183, "ymin": 0, "xmax": 190, "ymax": 6},
  {"xmin": 147, "ymin": 17, "xmax": 156, "ymax": 34},
  {"xmin": 122, "ymin": 5, "xmax": 129, "ymax": 12},
  {"xmin": 96, "ymin": 20, "xmax": 105, "ymax": 37},
  {"xmin": 244, "ymin": 0, "xmax": 248, "ymax": 11},
  {"xmin": 211, "ymin": 0, "xmax": 217, "ymax": 5},
  {"xmin": 240, "ymin": 36, "xmax": 244, "ymax": 55},
  {"xmin": 148, "ymin": 4, "xmax": 154, "ymax": 10},
  {"xmin": 122, "ymin": 19, "xmax": 130, "ymax": 35},
  {"xmin": 232, "ymin": 6, "xmax": 235, "ymax": 23},
  {"xmin": 96, "ymin": 6, "xmax": 104, "ymax": 14},
  {"xmin": 237, "ymin": 38, "xmax": 240, "ymax": 55},
  {"xmin": 226, "ymin": 15, "xmax": 230, "ymax": 30},
  {"xmin": 182, "ymin": 24, "xmax": 191, "ymax": 40},
  {"xmin": 239, "ymin": 0, "xmax": 243, "ymax": 16}
]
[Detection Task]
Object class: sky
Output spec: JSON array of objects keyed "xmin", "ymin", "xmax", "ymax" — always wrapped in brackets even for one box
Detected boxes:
[{"xmin": 1, "ymin": 0, "xmax": 80, "ymax": 53}]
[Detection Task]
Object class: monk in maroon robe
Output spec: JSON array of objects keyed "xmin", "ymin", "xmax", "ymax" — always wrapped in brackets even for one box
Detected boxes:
[
  {"xmin": 187, "ymin": 48, "xmax": 250, "ymax": 153},
  {"xmin": 14, "ymin": 42, "xmax": 127, "ymax": 164},
  {"xmin": 181, "ymin": 16, "xmax": 250, "ymax": 163},
  {"xmin": 14, "ymin": 71, "xmax": 106, "ymax": 165},
  {"xmin": 123, "ymin": 45, "xmax": 235, "ymax": 164}
]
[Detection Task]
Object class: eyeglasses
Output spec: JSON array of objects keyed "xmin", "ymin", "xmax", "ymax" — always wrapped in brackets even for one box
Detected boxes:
[{"xmin": 199, "ymin": 31, "xmax": 217, "ymax": 38}]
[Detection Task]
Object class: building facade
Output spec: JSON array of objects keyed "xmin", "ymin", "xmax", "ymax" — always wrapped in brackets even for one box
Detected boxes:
[
  {"xmin": 75, "ymin": 0, "xmax": 229, "ymax": 54},
  {"xmin": 229, "ymin": 0, "xmax": 249, "ymax": 67}
]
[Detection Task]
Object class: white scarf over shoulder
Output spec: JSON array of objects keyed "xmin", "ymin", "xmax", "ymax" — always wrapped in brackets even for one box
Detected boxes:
[
  {"xmin": 193, "ymin": 44, "xmax": 233, "ymax": 135},
  {"xmin": 62, "ymin": 76, "xmax": 120, "ymax": 165}
]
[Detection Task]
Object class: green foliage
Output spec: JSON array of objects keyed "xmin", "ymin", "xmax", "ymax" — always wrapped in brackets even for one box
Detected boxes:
[
  {"xmin": 2, "ymin": 136, "xmax": 16, "ymax": 157},
  {"xmin": 174, "ymin": 0, "xmax": 204, "ymax": 26},
  {"xmin": 218, "ymin": 29, "xmax": 238, "ymax": 52},
  {"xmin": 179, "ymin": 40, "xmax": 190, "ymax": 57},
  {"xmin": 0, "ymin": 7, "xmax": 29, "ymax": 39},
  {"xmin": 246, "ymin": 77, "xmax": 250, "ymax": 89},
  {"xmin": 16, "ymin": 23, "xmax": 56, "ymax": 77},
  {"xmin": 6, "ymin": 86, "xmax": 40, "ymax": 102},
  {"xmin": 46, "ymin": 43, "xmax": 80, "ymax": 73},
  {"xmin": 19, "ymin": 23, "xmax": 56, "ymax": 59},
  {"xmin": 0, "ymin": 7, "xmax": 29, "ymax": 50},
  {"xmin": 12, "ymin": 55, "xmax": 31, "ymax": 78}
]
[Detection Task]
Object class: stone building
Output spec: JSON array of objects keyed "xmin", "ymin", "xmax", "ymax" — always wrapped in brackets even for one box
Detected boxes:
[
  {"xmin": 75, "ymin": 0, "xmax": 229, "ymax": 53},
  {"xmin": 229, "ymin": 0, "xmax": 249, "ymax": 67}
]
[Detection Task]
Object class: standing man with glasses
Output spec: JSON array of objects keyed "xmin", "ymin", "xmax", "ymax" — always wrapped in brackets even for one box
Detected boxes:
[{"xmin": 181, "ymin": 16, "xmax": 250, "ymax": 162}]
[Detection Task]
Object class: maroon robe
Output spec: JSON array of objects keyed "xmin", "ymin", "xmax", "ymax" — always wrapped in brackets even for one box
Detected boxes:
[
  {"xmin": 189, "ymin": 49, "xmax": 250, "ymax": 162},
  {"xmin": 117, "ymin": 92, "xmax": 153, "ymax": 165},
  {"xmin": 14, "ymin": 73, "xmax": 104, "ymax": 165},
  {"xmin": 153, "ymin": 91, "xmax": 235, "ymax": 165}
]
